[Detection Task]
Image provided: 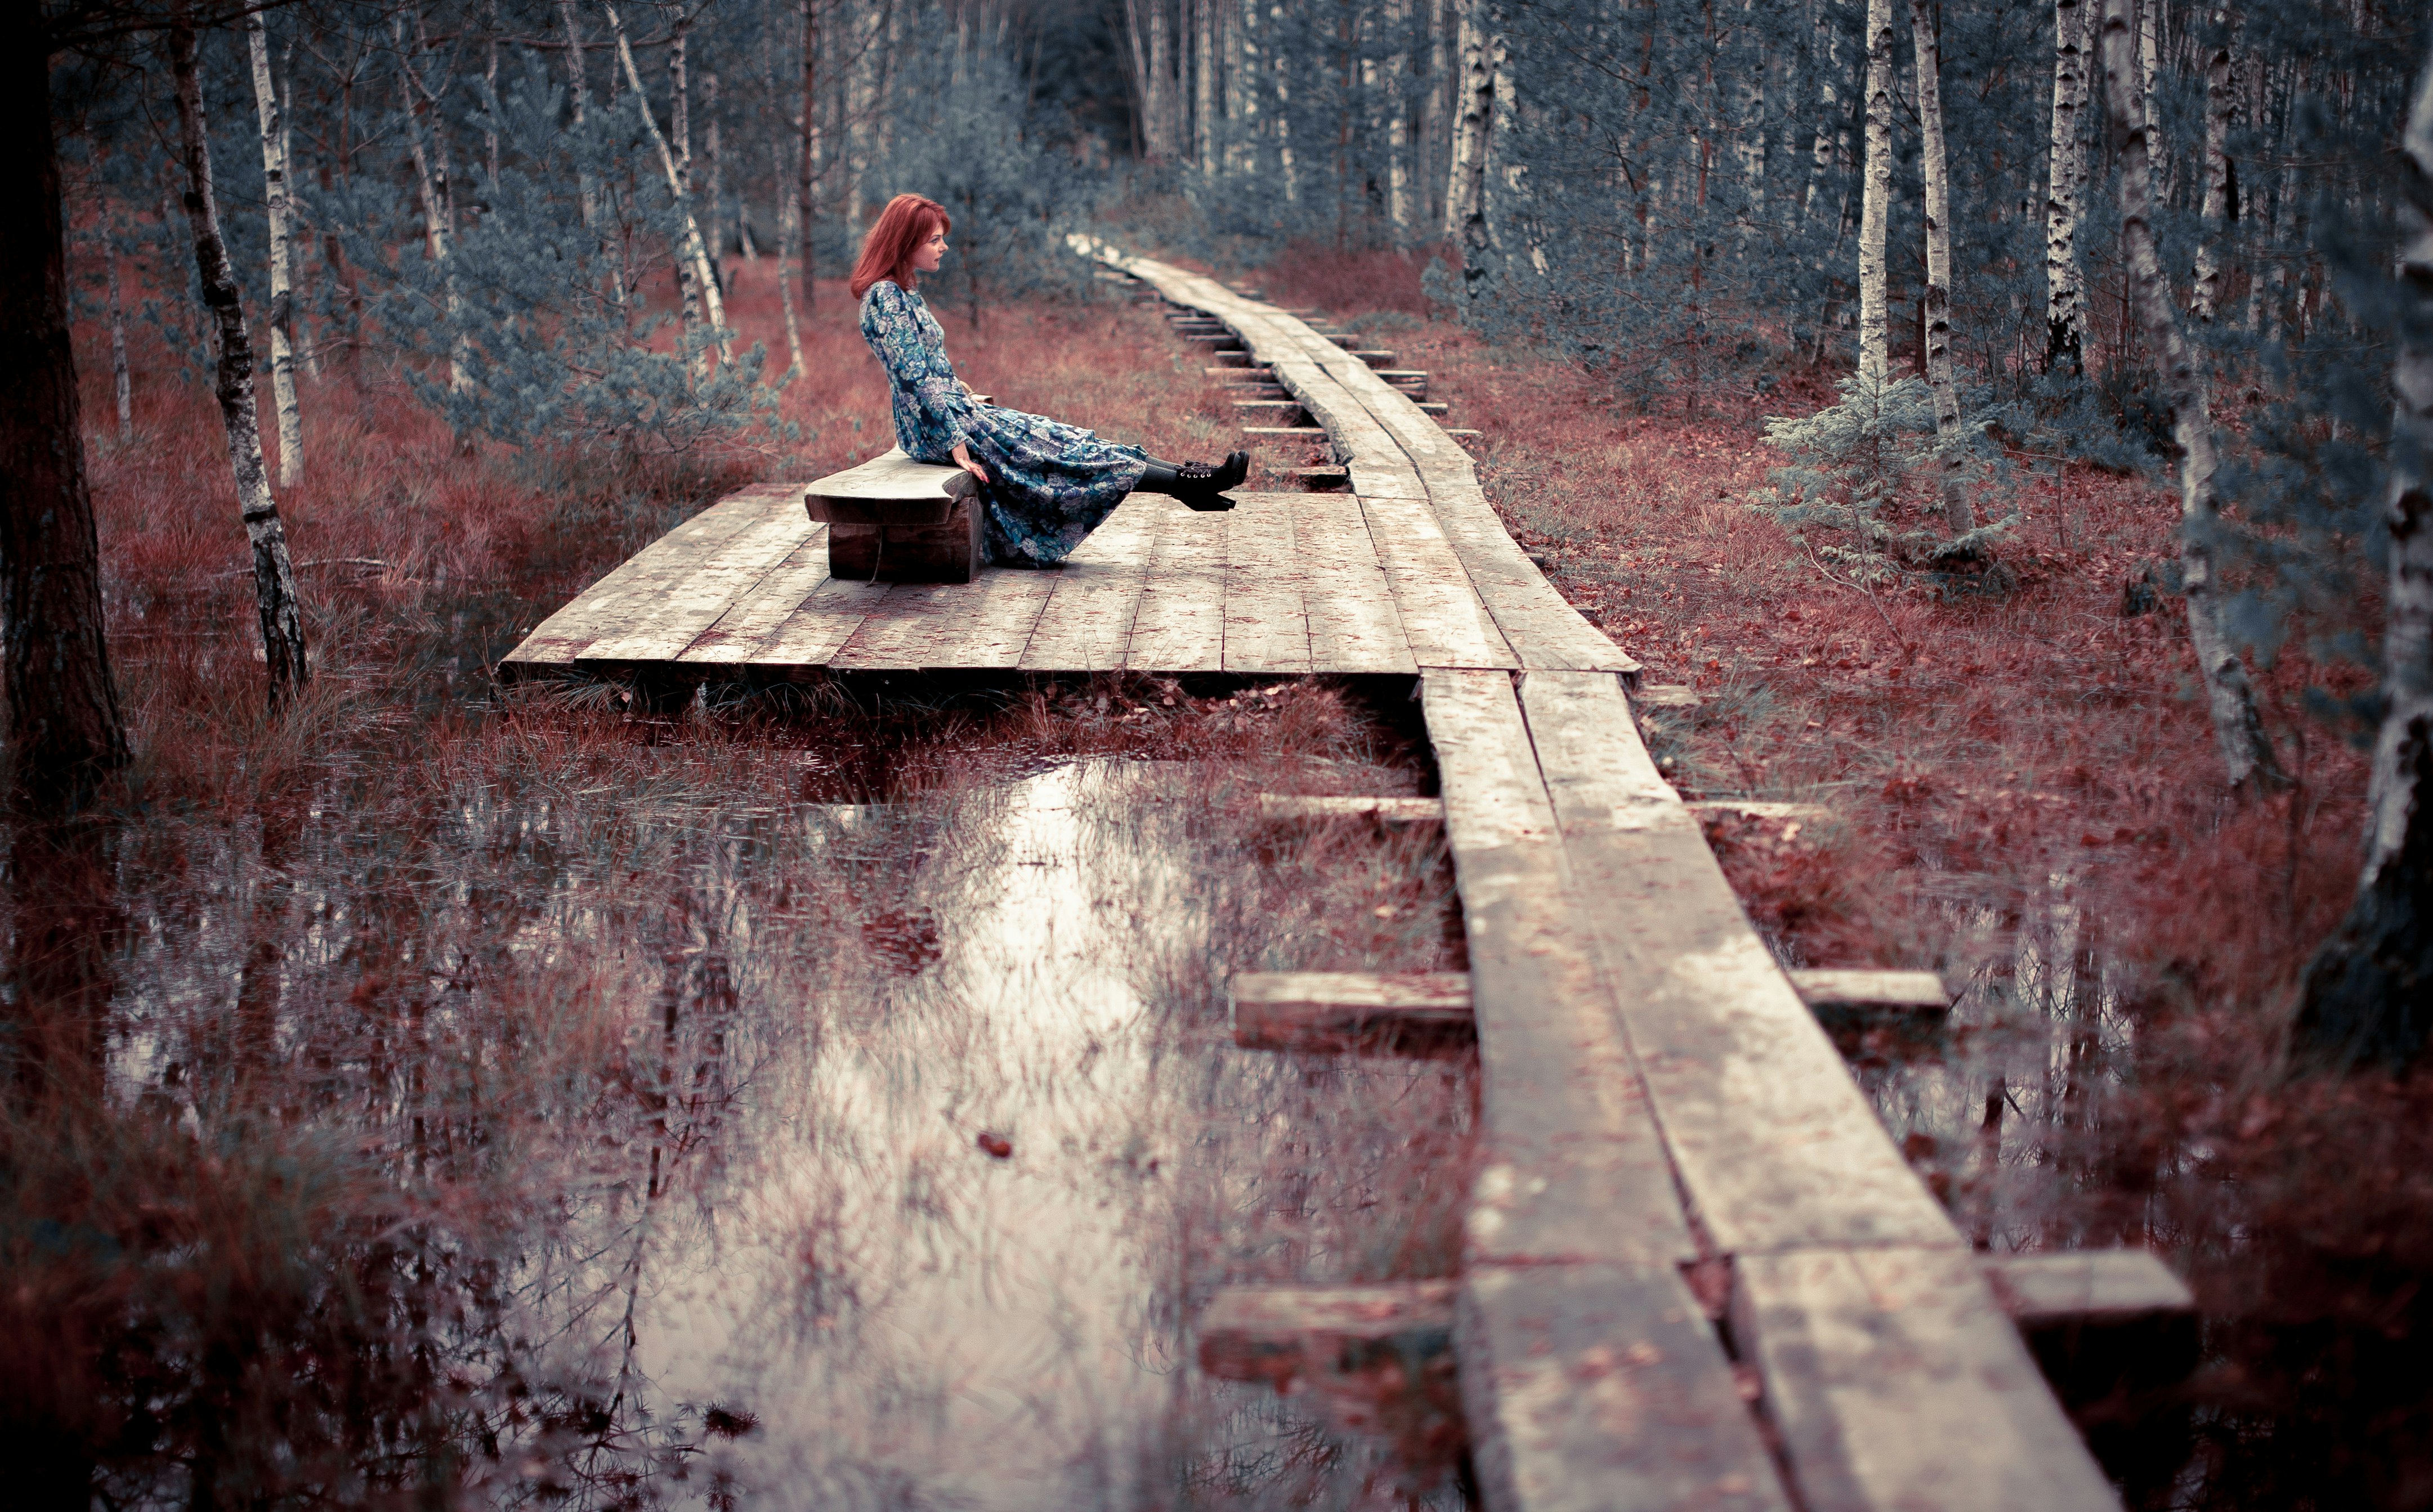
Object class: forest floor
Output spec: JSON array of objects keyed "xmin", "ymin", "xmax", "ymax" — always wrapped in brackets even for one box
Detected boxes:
[
  {"xmin": 1247, "ymin": 241, "xmax": 2433, "ymax": 1509},
  {"xmin": 11, "ymin": 244, "xmax": 2430, "ymax": 1506}
]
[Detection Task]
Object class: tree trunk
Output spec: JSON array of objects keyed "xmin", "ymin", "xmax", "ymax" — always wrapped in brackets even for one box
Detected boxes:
[
  {"xmin": 105, "ymin": 196, "xmax": 131, "ymax": 443},
  {"xmin": 393, "ymin": 12, "xmax": 471, "ymax": 395},
  {"xmin": 2191, "ymin": 15, "xmax": 2234, "ymax": 321},
  {"xmin": 2096, "ymin": 0, "xmax": 2283, "ymax": 794},
  {"xmin": 1857, "ymin": 0, "xmax": 1895, "ymax": 381},
  {"xmin": 1195, "ymin": 0, "xmax": 1218, "ymax": 177},
  {"xmin": 799, "ymin": 0, "xmax": 819, "ymax": 315},
  {"xmin": 246, "ymin": 12, "xmax": 304, "ymax": 487},
  {"xmin": 2, "ymin": 19, "xmax": 128, "ymax": 806},
  {"xmin": 2045, "ymin": 0, "xmax": 2091, "ymax": 368},
  {"xmin": 169, "ymin": 14, "xmax": 311, "ymax": 709},
  {"xmin": 558, "ymin": 0, "xmax": 599, "ymax": 229},
  {"xmin": 1444, "ymin": 0, "xmax": 1490, "ymax": 239},
  {"xmin": 1271, "ymin": 1, "xmax": 1297, "ymax": 201},
  {"xmin": 2297, "ymin": 42, "xmax": 2433, "ymax": 1063},
  {"xmin": 2138, "ymin": 0, "xmax": 2168, "ymax": 204},
  {"xmin": 605, "ymin": 2, "xmax": 730, "ymax": 362},
  {"xmin": 1233, "ymin": 0, "xmax": 1261, "ymax": 178},
  {"xmin": 1909, "ymin": 0, "xmax": 1973, "ymax": 536},
  {"xmin": 1147, "ymin": 0, "xmax": 1175, "ymax": 160}
]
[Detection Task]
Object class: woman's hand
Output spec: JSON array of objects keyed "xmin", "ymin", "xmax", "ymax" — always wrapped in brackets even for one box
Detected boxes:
[{"xmin": 951, "ymin": 444, "xmax": 989, "ymax": 487}]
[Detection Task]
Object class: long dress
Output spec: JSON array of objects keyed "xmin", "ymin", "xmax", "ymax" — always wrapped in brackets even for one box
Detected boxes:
[{"xmin": 858, "ymin": 280, "xmax": 1149, "ymax": 567}]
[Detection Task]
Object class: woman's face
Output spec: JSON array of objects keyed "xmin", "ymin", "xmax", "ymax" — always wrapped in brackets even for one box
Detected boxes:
[{"xmin": 911, "ymin": 223, "xmax": 949, "ymax": 274}]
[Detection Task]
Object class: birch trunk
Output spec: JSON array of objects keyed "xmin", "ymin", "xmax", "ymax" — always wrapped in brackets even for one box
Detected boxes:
[
  {"xmin": 1857, "ymin": 0, "xmax": 1895, "ymax": 381},
  {"xmin": 2, "ymin": 15, "xmax": 128, "ymax": 802},
  {"xmin": 1195, "ymin": 0, "xmax": 1218, "ymax": 177},
  {"xmin": 1271, "ymin": 1, "xmax": 1296, "ymax": 201},
  {"xmin": 762, "ymin": 0, "xmax": 803, "ymax": 370},
  {"xmin": 2045, "ymin": 0, "xmax": 2091, "ymax": 367},
  {"xmin": 1147, "ymin": 0, "xmax": 1175, "ymax": 161},
  {"xmin": 605, "ymin": 2, "xmax": 731, "ymax": 363},
  {"xmin": 1232, "ymin": 0, "xmax": 1260, "ymax": 177},
  {"xmin": 799, "ymin": 0, "xmax": 819, "ymax": 315},
  {"xmin": 105, "ymin": 198, "xmax": 131, "ymax": 442},
  {"xmin": 246, "ymin": 12, "xmax": 303, "ymax": 487},
  {"xmin": 1487, "ymin": 21, "xmax": 1538, "ymax": 276},
  {"xmin": 1444, "ymin": 0, "xmax": 1490, "ymax": 238},
  {"xmin": 1383, "ymin": 0, "xmax": 1411, "ymax": 232},
  {"xmin": 558, "ymin": 0, "xmax": 598, "ymax": 229},
  {"xmin": 2191, "ymin": 15, "xmax": 2233, "ymax": 321},
  {"xmin": 2097, "ymin": 0, "xmax": 2283, "ymax": 793},
  {"xmin": 2297, "ymin": 44, "xmax": 2433, "ymax": 1062},
  {"xmin": 665, "ymin": 11, "xmax": 710, "ymax": 368},
  {"xmin": 2138, "ymin": 0, "xmax": 2168, "ymax": 205},
  {"xmin": 1420, "ymin": 0, "xmax": 1444, "ymax": 227},
  {"xmin": 1909, "ymin": 0, "xmax": 1973, "ymax": 535},
  {"xmin": 393, "ymin": 13, "xmax": 471, "ymax": 395},
  {"xmin": 169, "ymin": 15, "xmax": 310, "ymax": 707}
]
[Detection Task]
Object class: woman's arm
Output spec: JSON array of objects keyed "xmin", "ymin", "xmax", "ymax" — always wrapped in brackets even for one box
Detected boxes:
[
  {"xmin": 950, "ymin": 442, "xmax": 988, "ymax": 485},
  {"xmin": 866, "ymin": 285, "xmax": 975, "ymax": 449}
]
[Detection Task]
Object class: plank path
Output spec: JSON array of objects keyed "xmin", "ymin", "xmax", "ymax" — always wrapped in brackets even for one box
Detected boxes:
[{"xmin": 498, "ymin": 247, "xmax": 2125, "ymax": 1512}]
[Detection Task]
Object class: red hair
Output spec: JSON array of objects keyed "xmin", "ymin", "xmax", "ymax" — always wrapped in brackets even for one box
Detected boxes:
[{"xmin": 849, "ymin": 194, "xmax": 951, "ymax": 300}]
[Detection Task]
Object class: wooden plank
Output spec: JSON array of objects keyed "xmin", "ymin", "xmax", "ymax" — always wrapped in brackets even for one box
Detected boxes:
[
  {"xmin": 1732, "ymin": 1247, "xmax": 2122, "ymax": 1512},
  {"xmin": 677, "ymin": 525, "xmax": 833, "ymax": 664},
  {"xmin": 1635, "ymin": 684, "xmax": 1702, "ymax": 709},
  {"xmin": 1514, "ymin": 669, "xmax": 1960, "ymax": 1255},
  {"xmin": 805, "ymin": 447, "xmax": 974, "ymax": 521},
  {"xmin": 1219, "ymin": 492, "xmax": 1313, "ymax": 675},
  {"xmin": 1419, "ymin": 669, "xmax": 1692, "ymax": 1271},
  {"xmin": 1788, "ymin": 969, "xmax": 1952, "ymax": 1013},
  {"xmin": 1424, "ymin": 480, "xmax": 1639, "ymax": 673},
  {"xmin": 1255, "ymin": 794, "xmax": 1441, "ymax": 823},
  {"xmin": 1124, "ymin": 497, "xmax": 1226, "ymax": 672},
  {"xmin": 1230, "ymin": 971, "xmax": 1473, "ymax": 1053},
  {"xmin": 1294, "ymin": 494, "xmax": 1416, "ymax": 674},
  {"xmin": 1241, "ymin": 426, "xmax": 1331, "ymax": 440},
  {"xmin": 1983, "ymin": 1250, "xmax": 2195, "ymax": 1331},
  {"xmin": 1198, "ymin": 1281, "xmax": 1459, "ymax": 1387},
  {"xmin": 503, "ymin": 488, "xmax": 786, "ymax": 666},
  {"xmin": 571, "ymin": 491, "xmax": 814, "ymax": 665},
  {"xmin": 1018, "ymin": 497, "xmax": 1156, "ymax": 672},
  {"xmin": 1361, "ymin": 494, "xmax": 1515, "ymax": 670},
  {"xmin": 1460, "ymin": 1264, "xmax": 1795, "ymax": 1512},
  {"xmin": 748, "ymin": 573, "xmax": 892, "ymax": 669},
  {"xmin": 829, "ymin": 566, "xmax": 1055, "ymax": 671}
]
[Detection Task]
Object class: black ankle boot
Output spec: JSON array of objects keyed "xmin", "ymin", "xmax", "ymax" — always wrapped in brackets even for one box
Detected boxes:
[{"xmin": 1137, "ymin": 452, "xmax": 1250, "ymax": 513}]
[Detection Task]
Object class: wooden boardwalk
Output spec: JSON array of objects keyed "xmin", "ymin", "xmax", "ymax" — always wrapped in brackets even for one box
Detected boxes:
[{"xmin": 502, "ymin": 249, "xmax": 2130, "ymax": 1512}]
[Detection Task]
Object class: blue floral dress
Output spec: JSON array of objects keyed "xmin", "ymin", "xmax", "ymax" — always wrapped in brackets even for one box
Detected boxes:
[{"xmin": 858, "ymin": 280, "xmax": 1149, "ymax": 567}]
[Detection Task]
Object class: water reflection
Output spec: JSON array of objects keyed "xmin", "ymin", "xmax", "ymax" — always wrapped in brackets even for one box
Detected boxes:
[{"xmin": 69, "ymin": 757, "xmax": 1470, "ymax": 1509}]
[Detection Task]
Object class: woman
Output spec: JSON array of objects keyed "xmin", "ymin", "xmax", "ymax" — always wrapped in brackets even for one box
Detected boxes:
[{"xmin": 853, "ymin": 193, "xmax": 1249, "ymax": 567}]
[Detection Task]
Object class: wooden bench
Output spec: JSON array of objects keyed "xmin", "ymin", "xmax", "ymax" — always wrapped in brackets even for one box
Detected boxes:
[{"xmin": 804, "ymin": 447, "xmax": 982, "ymax": 584}]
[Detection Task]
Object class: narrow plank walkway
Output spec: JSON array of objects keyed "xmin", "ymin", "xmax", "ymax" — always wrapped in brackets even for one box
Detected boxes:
[{"xmin": 500, "ymin": 245, "xmax": 2126, "ymax": 1512}]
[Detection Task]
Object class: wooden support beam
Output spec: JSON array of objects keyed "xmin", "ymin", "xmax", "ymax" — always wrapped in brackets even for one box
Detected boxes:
[
  {"xmin": 1415, "ymin": 401, "xmax": 1449, "ymax": 415},
  {"xmin": 1346, "ymin": 350, "xmax": 1398, "ymax": 366},
  {"xmin": 1199, "ymin": 1281, "xmax": 1459, "ymax": 1385},
  {"xmin": 1209, "ymin": 351, "xmax": 1260, "ymax": 367},
  {"xmin": 1254, "ymin": 794, "xmax": 1443, "ymax": 824},
  {"xmin": 1205, "ymin": 364, "xmax": 1271, "ymax": 378},
  {"xmin": 1241, "ymin": 426, "xmax": 1330, "ymax": 440},
  {"xmin": 1787, "ymin": 969, "xmax": 1951, "ymax": 1013},
  {"xmin": 1983, "ymin": 1250, "xmax": 2199, "ymax": 1420},
  {"xmin": 1287, "ymin": 466, "xmax": 1350, "ymax": 489},
  {"xmin": 1231, "ymin": 971, "xmax": 1473, "ymax": 1054},
  {"xmin": 1633, "ymin": 683, "xmax": 1701, "ymax": 709},
  {"xmin": 1442, "ymin": 428, "xmax": 1483, "ymax": 439},
  {"xmin": 1233, "ymin": 400, "xmax": 1309, "ymax": 423}
]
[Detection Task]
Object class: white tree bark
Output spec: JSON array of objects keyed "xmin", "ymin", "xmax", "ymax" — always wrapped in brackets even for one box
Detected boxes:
[
  {"xmin": 246, "ymin": 11, "xmax": 303, "ymax": 487},
  {"xmin": 605, "ymin": 2, "xmax": 731, "ymax": 364},
  {"xmin": 2191, "ymin": 14, "xmax": 2234, "ymax": 321},
  {"xmin": 1147, "ymin": 0, "xmax": 1177, "ymax": 160},
  {"xmin": 1857, "ymin": 0, "xmax": 1895, "ymax": 381},
  {"xmin": 1444, "ymin": 0, "xmax": 1490, "ymax": 238},
  {"xmin": 761, "ymin": 0, "xmax": 803, "ymax": 370},
  {"xmin": 2139, "ymin": 0, "xmax": 2170, "ymax": 205},
  {"xmin": 105, "ymin": 195, "xmax": 131, "ymax": 442},
  {"xmin": 2297, "ymin": 43, "xmax": 2433, "ymax": 1059},
  {"xmin": 1270, "ymin": 1, "xmax": 1296, "ymax": 201},
  {"xmin": 799, "ymin": 0, "xmax": 820, "ymax": 317},
  {"xmin": 1384, "ymin": 0, "xmax": 1411, "ymax": 232},
  {"xmin": 169, "ymin": 15, "xmax": 308, "ymax": 705},
  {"xmin": 2045, "ymin": 0, "xmax": 2091, "ymax": 365},
  {"xmin": 1909, "ymin": 0, "xmax": 1973, "ymax": 535},
  {"xmin": 392, "ymin": 12, "xmax": 471, "ymax": 395},
  {"xmin": 1195, "ymin": 0, "xmax": 1218, "ymax": 177},
  {"xmin": 2097, "ymin": 0, "xmax": 2284, "ymax": 793},
  {"xmin": 1231, "ymin": 0, "xmax": 1259, "ymax": 177}
]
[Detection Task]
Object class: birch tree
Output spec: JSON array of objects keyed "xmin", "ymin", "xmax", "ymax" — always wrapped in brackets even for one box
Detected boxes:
[
  {"xmin": 1443, "ymin": 0, "xmax": 1490, "ymax": 239},
  {"xmin": 1857, "ymin": 0, "xmax": 1895, "ymax": 381},
  {"xmin": 2045, "ymin": 0, "xmax": 2092, "ymax": 366},
  {"xmin": 1910, "ymin": 0, "xmax": 1973, "ymax": 535},
  {"xmin": 2096, "ymin": 0, "xmax": 2282, "ymax": 792},
  {"xmin": 170, "ymin": 12, "xmax": 311, "ymax": 706},
  {"xmin": 392, "ymin": 12, "xmax": 470, "ymax": 394},
  {"xmin": 2191, "ymin": 13, "xmax": 2234, "ymax": 321},
  {"xmin": 2298, "ymin": 40, "xmax": 2433, "ymax": 1061},
  {"xmin": 798, "ymin": 0, "xmax": 819, "ymax": 317},
  {"xmin": 605, "ymin": 1, "xmax": 730, "ymax": 364},
  {"xmin": 247, "ymin": 10, "xmax": 304, "ymax": 486},
  {"xmin": 3, "ymin": 6, "xmax": 126, "ymax": 804}
]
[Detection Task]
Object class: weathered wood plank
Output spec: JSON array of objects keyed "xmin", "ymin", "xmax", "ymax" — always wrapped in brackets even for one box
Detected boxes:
[
  {"xmin": 677, "ymin": 525, "xmax": 833, "ymax": 664},
  {"xmin": 1732, "ymin": 1247, "xmax": 2121, "ymax": 1512},
  {"xmin": 1425, "ymin": 479, "xmax": 1640, "ymax": 673},
  {"xmin": 829, "ymin": 566, "xmax": 1055, "ymax": 670},
  {"xmin": 1984, "ymin": 1250, "xmax": 2195, "ymax": 1330},
  {"xmin": 1198, "ymin": 1281, "xmax": 1459, "ymax": 1387},
  {"xmin": 1124, "ymin": 497, "xmax": 1226, "ymax": 672},
  {"xmin": 1018, "ymin": 498, "xmax": 1156, "ymax": 672},
  {"xmin": 1788, "ymin": 969, "xmax": 1952, "ymax": 1013},
  {"xmin": 804, "ymin": 447, "xmax": 974, "ymax": 521},
  {"xmin": 742, "ymin": 573, "xmax": 892, "ymax": 669},
  {"xmin": 1419, "ymin": 668, "xmax": 1691, "ymax": 1271},
  {"xmin": 1361, "ymin": 494, "xmax": 1515, "ymax": 670},
  {"xmin": 503, "ymin": 487, "xmax": 788, "ymax": 666},
  {"xmin": 1230, "ymin": 971, "xmax": 1473, "ymax": 1053},
  {"xmin": 1219, "ymin": 492, "xmax": 1314, "ymax": 675},
  {"xmin": 1256, "ymin": 794, "xmax": 1439, "ymax": 823},
  {"xmin": 1246, "ymin": 493, "xmax": 1410, "ymax": 678},
  {"xmin": 1514, "ymin": 669, "xmax": 1959, "ymax": 1255},
  {"xmin": 1460, "ymin": 1264, "xmax": 1795, "ymax": 1512},
  {"xmin": 576, "ymin": 493, "xmax": 815, "ymax": 665}
]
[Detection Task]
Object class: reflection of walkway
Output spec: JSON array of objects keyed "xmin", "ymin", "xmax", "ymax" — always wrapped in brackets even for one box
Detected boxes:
[{"xmin": 637, "ymin": 765, "xmax": 1208, "ymax": 1509}]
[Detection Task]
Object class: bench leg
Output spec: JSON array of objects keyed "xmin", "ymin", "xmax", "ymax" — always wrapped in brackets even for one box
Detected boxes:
[{"xmin": 828, "ymin": 498, "xmax": 982, "ymax": 584}]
